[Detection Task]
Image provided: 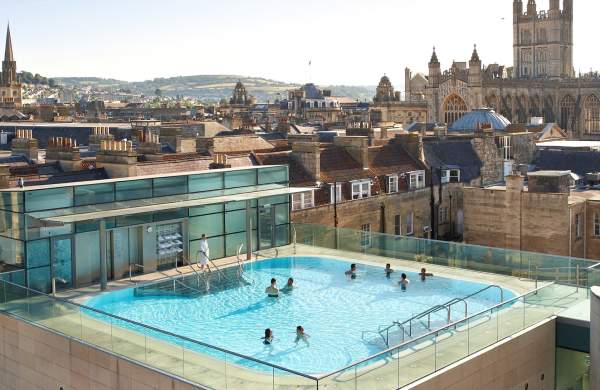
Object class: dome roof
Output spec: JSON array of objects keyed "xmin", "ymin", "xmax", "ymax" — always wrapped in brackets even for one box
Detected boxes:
[
  {"xmin": 449, "ymin": 108, "xmax": 511, "ymax": 132},
  {"xmin": 378, "ymin": 75, "xmax": 392, "ymax": 86}
]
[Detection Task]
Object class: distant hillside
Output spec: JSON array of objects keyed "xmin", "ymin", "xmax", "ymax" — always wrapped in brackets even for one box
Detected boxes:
[{"xmin": 53, "ymin": 75, "xmax": 375, "ymax": 102}]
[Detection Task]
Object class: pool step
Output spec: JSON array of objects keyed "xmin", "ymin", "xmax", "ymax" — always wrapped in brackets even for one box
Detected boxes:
[{"xmin": 134, "ymin": 271, "xmax": 250, "ymax": 298}]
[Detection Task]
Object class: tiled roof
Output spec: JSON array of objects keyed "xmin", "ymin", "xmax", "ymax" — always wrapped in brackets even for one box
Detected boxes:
[
  {"xmin": 319, "ymin": 146, "xmax": 374, "ymax": 183},
  {"xmin": 213, "ymin": 135, "xmax": 275, "ymax": 154},
  {"xmin": 367, "ymin": 143, "xmax": 423, "ymax": 176}
]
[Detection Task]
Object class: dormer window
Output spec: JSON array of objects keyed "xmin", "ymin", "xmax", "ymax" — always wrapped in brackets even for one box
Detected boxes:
[
  {"xmin": 441, "ymin": 169, "xmax": 461, "ymax": 184},
  {"xmin": 291, "ymin": 191, "xmax": 314, "ymax": 211},
  {"xmin": 409, "ymin": 171, "xmax": 425, "ymax": 190},
  {"xmin": 351, "ymin": 180, "xmax": 371, "ymax": 200},
  {"xmin": 388, "ymin": 175, "xmax": 399, "ymax": 194}
]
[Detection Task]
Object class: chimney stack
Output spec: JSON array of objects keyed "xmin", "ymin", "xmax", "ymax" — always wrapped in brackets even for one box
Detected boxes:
[
  {"xmin": 88, "ymin": 126, "xmax": 114, "ymax": 152},
  {"xmin": 11, "ymin": 129, "xmax": 38, "ymax": 162},
  {"xmin": 96, "ymin": 139, "xmax": 138, "ymax": 178},
  {"xmin": 333, "ymin": 136, "xmax": 369, "ymax": 169},
  {"xmin": 46, "ymin": 137, "xmax": 82, "ymax": 171},
  {"xmin": 292, "ymin": 142, "xmax": 321, "ymax": 180}
]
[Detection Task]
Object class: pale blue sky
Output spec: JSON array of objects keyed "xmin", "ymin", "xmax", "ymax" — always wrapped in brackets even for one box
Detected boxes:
[{"xmin": 5, "ymin": 0, "xmax": 599, "ymax": 86}]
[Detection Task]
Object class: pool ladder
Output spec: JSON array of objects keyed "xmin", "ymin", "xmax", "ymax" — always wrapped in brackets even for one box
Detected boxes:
[{"xmin": 365, "ymin": 284, "xmax": 504, "ymax": 347}]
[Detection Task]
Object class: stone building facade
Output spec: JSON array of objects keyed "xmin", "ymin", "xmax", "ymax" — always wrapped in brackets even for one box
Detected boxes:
[
  {"xmin": 406, "ymin": 1, "xmax": 600, "ymax": 139},
  {"xmin": 370, "ymin": 75, "xmax": 427, "ymax": 128},
  {"xmin": 463, "ymin": 172, "xmax": 600, "ymax": 260}
]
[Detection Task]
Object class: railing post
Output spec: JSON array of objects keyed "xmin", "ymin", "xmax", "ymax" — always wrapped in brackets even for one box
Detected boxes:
[
  {"xmin": 576, "ymin": 264, "xmax": 580, "ymax": 292},
  {"xmin": 535, "ymin": 266, "xmax": 538, "ymax": 293}
]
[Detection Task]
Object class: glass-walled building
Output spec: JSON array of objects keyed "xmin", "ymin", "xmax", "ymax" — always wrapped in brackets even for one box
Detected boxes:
[{"xmin": 0, "ymin": 165, "xmax": 302, "ymax": 293}]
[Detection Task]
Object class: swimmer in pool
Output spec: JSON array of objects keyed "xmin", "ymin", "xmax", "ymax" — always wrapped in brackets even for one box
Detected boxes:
[
  {"xmin": 398, "ymin": 273, "xmax": 410, "ymax": 291},
  {"xmin": 419, "ymin": 267, "xmax": 434, "ymax": 281},
  {"xmin": 294, "ymin": 326, "xmax": 310, "ymax": 345},
  {"xmin": 281, "ymin": 277, "xmax": 294, "ymax": 293},
  {"xmin": 265, "ymin": 278, "xmax": 279, "ymax": 297},
  {"xmin": 385, "ymin": 263, "xmax": 394, "ymax": 278},
  {"xmin": 345, "ymin": 264, "xmax": 357, "ymax": 279},
  {"xmin": 262, "ymin": 328, "xmax": 274, "ymax": 345}
]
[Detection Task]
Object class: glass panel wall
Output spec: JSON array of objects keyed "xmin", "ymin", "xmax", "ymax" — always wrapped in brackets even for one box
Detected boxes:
[{"xmin": 0, "ymin": 166, "xmax": 290, "ymax": 290}]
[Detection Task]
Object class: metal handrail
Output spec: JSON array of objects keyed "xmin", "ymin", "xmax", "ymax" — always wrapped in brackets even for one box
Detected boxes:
[
  {"xmin": 183, "ymin": 257, "xmax": 203, "ymax": 286},
  {"xmin": 463, "ymin": 284, "xmax": 504, "ymax": 303},
  {"xmin": 0, "ymin": 278, "xmax": 318, "ymax": 381},
  {"xmin": 51, "ymin": 277, "xmax": 67, "ymax": 297},
  {"xmin": 236, "ymin": 243, "xmax": 245, "ymax": 275},
  {"xmin": 128, "ymin": 263, "xmax": 145, "ymax": 282}
]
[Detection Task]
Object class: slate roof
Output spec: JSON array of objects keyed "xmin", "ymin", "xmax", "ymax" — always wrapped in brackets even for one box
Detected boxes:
[
  {"xmin": 533, "ymin": 149, "xmax": 600, "ymax": 176},
  {"xmin": 423, "ymin": 140, "xmax": 482, "ymax": 183}
]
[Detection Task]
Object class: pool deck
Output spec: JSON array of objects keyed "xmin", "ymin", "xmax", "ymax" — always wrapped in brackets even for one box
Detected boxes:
[{"xmin": 37, "ymin": 244, "xmax": 585, "ymax": 390}]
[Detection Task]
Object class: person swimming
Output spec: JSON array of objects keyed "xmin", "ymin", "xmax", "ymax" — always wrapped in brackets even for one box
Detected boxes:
[
  {"xmin": 385, "ymin": 263, "xmax": 394, "ymax": 278},
  {"xmin": 262, "ymin": 328, "xmax": 274, "ymax": 345},
  {"xmin": 265, "ymin": 278, "xmax": 279, "ymax": 297},
  {"xmin": 294, "ymin": 326, "xmax": 310, "ymax": 345},
  {"xmin": 419, "ymin": 267, "xmax": 434, "ymax": 281},
  {"xmin": 345, "ymin": 264, "xmax": 357, "ymax": 279},
  {"xmin": 399, "ymin": 273, "xmax": 410, "ymax": 291},
  {"xmin": 282, "ymin": 277, "xmax": 294, "ymax": 293}
]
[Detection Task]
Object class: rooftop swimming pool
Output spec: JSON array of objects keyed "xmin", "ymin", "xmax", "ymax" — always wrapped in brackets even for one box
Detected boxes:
[{"xmin": 86, "ymin": 256, "xmax": 515, "ymax": 375}]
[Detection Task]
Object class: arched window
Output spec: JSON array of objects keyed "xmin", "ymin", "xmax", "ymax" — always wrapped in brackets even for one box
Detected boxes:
[
  {"xmin": 543, "ymin": 95, "xmax": 554, "ymax": 123},
  {"xmin": 443, "ymin": 94, "xmax": 468, "ymax": 126},
  {"xmin": 560, "ymin": 95, "xmax": 575, "ymax": 130},
  {"xmin": 584, "ymin": 94, "xmax": 600, "ymax": 135},
  {"xmin": 486, "ymin": 95, "xmax": 499, "ymax": 113}
]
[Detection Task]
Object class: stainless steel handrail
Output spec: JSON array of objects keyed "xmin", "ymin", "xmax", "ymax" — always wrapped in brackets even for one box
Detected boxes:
[
  {"xmin": 128, "ymin": 263, "xmax": 145, "ymax": 282},
  {"xmin": 181, "ymin": 257, "xmax": 203, "ymax": 286},
  {"xmin": 0, "ymin": 278, "xmax": 318, "ymax": 381},
  {"xmin": 51, "ymin": 277, "xmax": 67, "ymax": 297},
  {"xmin": 236, "ymin": 243, "xmax": 245, "ymax": 275}
]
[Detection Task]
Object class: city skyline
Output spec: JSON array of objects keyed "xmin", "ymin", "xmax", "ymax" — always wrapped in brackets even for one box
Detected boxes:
[{"xmin": 6, "ymin": 0, "xmax": 600, "ymax": 86}]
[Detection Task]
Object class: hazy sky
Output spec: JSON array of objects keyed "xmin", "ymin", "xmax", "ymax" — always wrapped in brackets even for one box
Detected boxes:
[{"xmin": 5, "ymin": 0, "xmax": 600, "ymax": 86}]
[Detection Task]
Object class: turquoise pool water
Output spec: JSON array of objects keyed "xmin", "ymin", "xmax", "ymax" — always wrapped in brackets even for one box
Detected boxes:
[{"xmin": 86, "ymin": 256, "xmax": 514, "ymax": 374}]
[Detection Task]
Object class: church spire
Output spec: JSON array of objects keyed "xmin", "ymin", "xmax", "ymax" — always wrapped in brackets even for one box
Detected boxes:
[
  {"xmin": 4, "ymin": 24, "xmax": 13, "ymax": 62},
  {"xmin": 470, "ymin": 44, "xmax": 480, "ymax": 63},
  {"xmin": 429, "ymin": 46, "xmax": 439, "ymax": 65}
]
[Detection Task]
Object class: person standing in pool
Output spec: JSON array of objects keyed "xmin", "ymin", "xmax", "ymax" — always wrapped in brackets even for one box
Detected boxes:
[
  {"xmin": 197, "ymin": 234, "xmax": 210, "ymax": 273},
  {"xmin": 398, "ymin": 273, "xmax": 410, "ymax": 291},
  {"xmin": 345, "ymin": 264, "xmax": 357, "ymax": 279},
  {"xmin": 419, "ymin": 267, "xmax": 434, "ymax": 281},
  {"xmin": 265, "ymin": 278, "xmax": 279, "ymax": 297},
  {"xmin": 295, "ymin": 326, "xmax": 310, "ymax": 345},
  {"xmin": 262, "ymin": 328, "xmax": 274, "ymax": 345},
  {"xmin": 385, "ymin": 264, "xmax": 394, "ymax": 278},
  {"xmin": 282, "ymin": 277, "xmax": 294, "ymax": 293}
]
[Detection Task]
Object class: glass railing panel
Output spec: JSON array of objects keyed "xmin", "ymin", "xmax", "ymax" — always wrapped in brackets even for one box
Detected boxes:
[
  {"xmin": 434, "ymin": 318, "xmax": 469, "ymax": 370},
  {"xmin": 496, "ymin": 298, "xmax": 525, "ymax": 340},
  {"xmin": 145, "ymin": 329, "xmax": 184, "ymax": 377},
  {"xmin": 182, "ymin": 342, "xmax": 227, "ymax": 390},
  {"xmin": 81, "ymin": 310, "xmax": 113, "ymax": 351},
  {"xmin": 465, "ymin": 308, "xmax": 497, "ymax": 353},
  {"xmin": 40, "ymin": 299, "xmax": 82, "ymax": 338},
  {"xmin": 318, "ymin": 365, "xmax": 356, "ymax": 390},
  {"xmin": 226, "ymin": 355, "xmax": 275, "ymax": 389},
  {"xmin": 397, "ymin": 337, "xmax": 436, "ymax": 388},
  {"xmin": 354, "ymin": 349, "xmax": 398, "ymax": 390},
  {"xmin": 273, "ymin": 368, "xmax": 317, "ymax": 389},
  {"xmin": 111, "ymin": 321, "xmax": 148, "ymax": 362}
]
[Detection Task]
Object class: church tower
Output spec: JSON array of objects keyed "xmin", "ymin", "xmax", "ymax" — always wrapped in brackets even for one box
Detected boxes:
[
  {"xmin": 513, "ymin": 0, "xmax": 574, "ymax": 79},
  {"xmin": 0, "ymin": 24, "xmax": 22, "ymax": 108},
  {"xmin": 2, "ymin": 25, "xmax": 17, "ymax": 87},
  {"xmin": 427, "ymin": 47, "xmax": 441, "ymax": 122}
]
